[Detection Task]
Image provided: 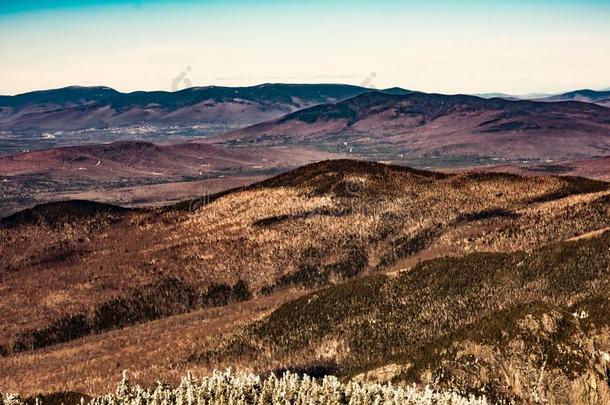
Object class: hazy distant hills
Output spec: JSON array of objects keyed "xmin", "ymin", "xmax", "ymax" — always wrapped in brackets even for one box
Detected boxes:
[
  {"xmin": 0, "ymin": 84, "xmax": 373, "ymax": 131},
  {"xmin": 537, "ymin": 89, "xmax": 610, "ymax": 104},
  {"xmin": 214, "ymin": 91, "xmax": 610, "ymax": 162},
  {"xmin": 473, "ymin": 88, "xmax": 610, "ymax": 103}
]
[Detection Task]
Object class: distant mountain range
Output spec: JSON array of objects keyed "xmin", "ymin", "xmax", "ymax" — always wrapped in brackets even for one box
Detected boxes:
[
  {"xmin": 0, "ymin": 84, "xmax": 373, "ymax": 131},
  {"xmin": 213, "ymin": 90, "xmax": 610, "ymax": 162},
  {"xmin": 1, "ymin": 85, "xmax": 607, "ymax": 134}
]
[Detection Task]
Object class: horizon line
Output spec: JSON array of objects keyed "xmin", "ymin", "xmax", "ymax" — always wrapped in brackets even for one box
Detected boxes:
[{"xmin": 3, "ymin": 83, "xmax": 610, "ymax": 98}]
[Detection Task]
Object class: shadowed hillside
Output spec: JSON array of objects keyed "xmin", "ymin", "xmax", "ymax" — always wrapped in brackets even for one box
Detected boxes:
[
  {"xmin": 193, "ymin": 231, "xmax": 610, "ymax": 404},
  {"xmin": 0, "ymin": 200, "xmax": 133, "ymax": 229}
]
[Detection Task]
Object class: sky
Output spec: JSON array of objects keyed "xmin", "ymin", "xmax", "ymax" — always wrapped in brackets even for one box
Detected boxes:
[{"xmin": 0, "ymin": 0, "xmax": 609, "ymax": 95}]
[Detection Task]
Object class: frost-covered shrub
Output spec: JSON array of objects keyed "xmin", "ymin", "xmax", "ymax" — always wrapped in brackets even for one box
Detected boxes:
[
  {"xmin": 88, "ymin": 369, "xmax": 489, "ymax": 405},
  {"xmin": 2, "ymin": 394, "xmax": 21, "ymax": 405}
]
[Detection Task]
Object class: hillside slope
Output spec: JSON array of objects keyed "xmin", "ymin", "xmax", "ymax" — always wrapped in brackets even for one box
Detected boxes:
[
  {"xmin": 200, "ymin": 231, "xmax": 610, "ymax": 404},
  {"xmin": 2, "ymin": 160, "xmax": 609, "ymax": 347},
  {"xmin": 1, "ymin": 160, "xmax": 610, "ymax": 402}
]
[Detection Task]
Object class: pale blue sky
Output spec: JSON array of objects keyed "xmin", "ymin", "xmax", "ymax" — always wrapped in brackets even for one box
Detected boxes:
[{"xmin": 1, "ymin": 1, "xmax": 609, "ymax": 95}]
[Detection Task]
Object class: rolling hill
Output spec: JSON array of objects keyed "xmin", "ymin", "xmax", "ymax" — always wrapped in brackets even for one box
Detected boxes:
[
  {"xmin": 0, "ymin": 141, "xmax": 339, "ymax": 217},
  {"xmin": 1, "ymin": 160, "xmax": 610, "ymax": 403},
  {"xmin": 0, "ymin": 140, "xmax": 330, "ymax": 181}
]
